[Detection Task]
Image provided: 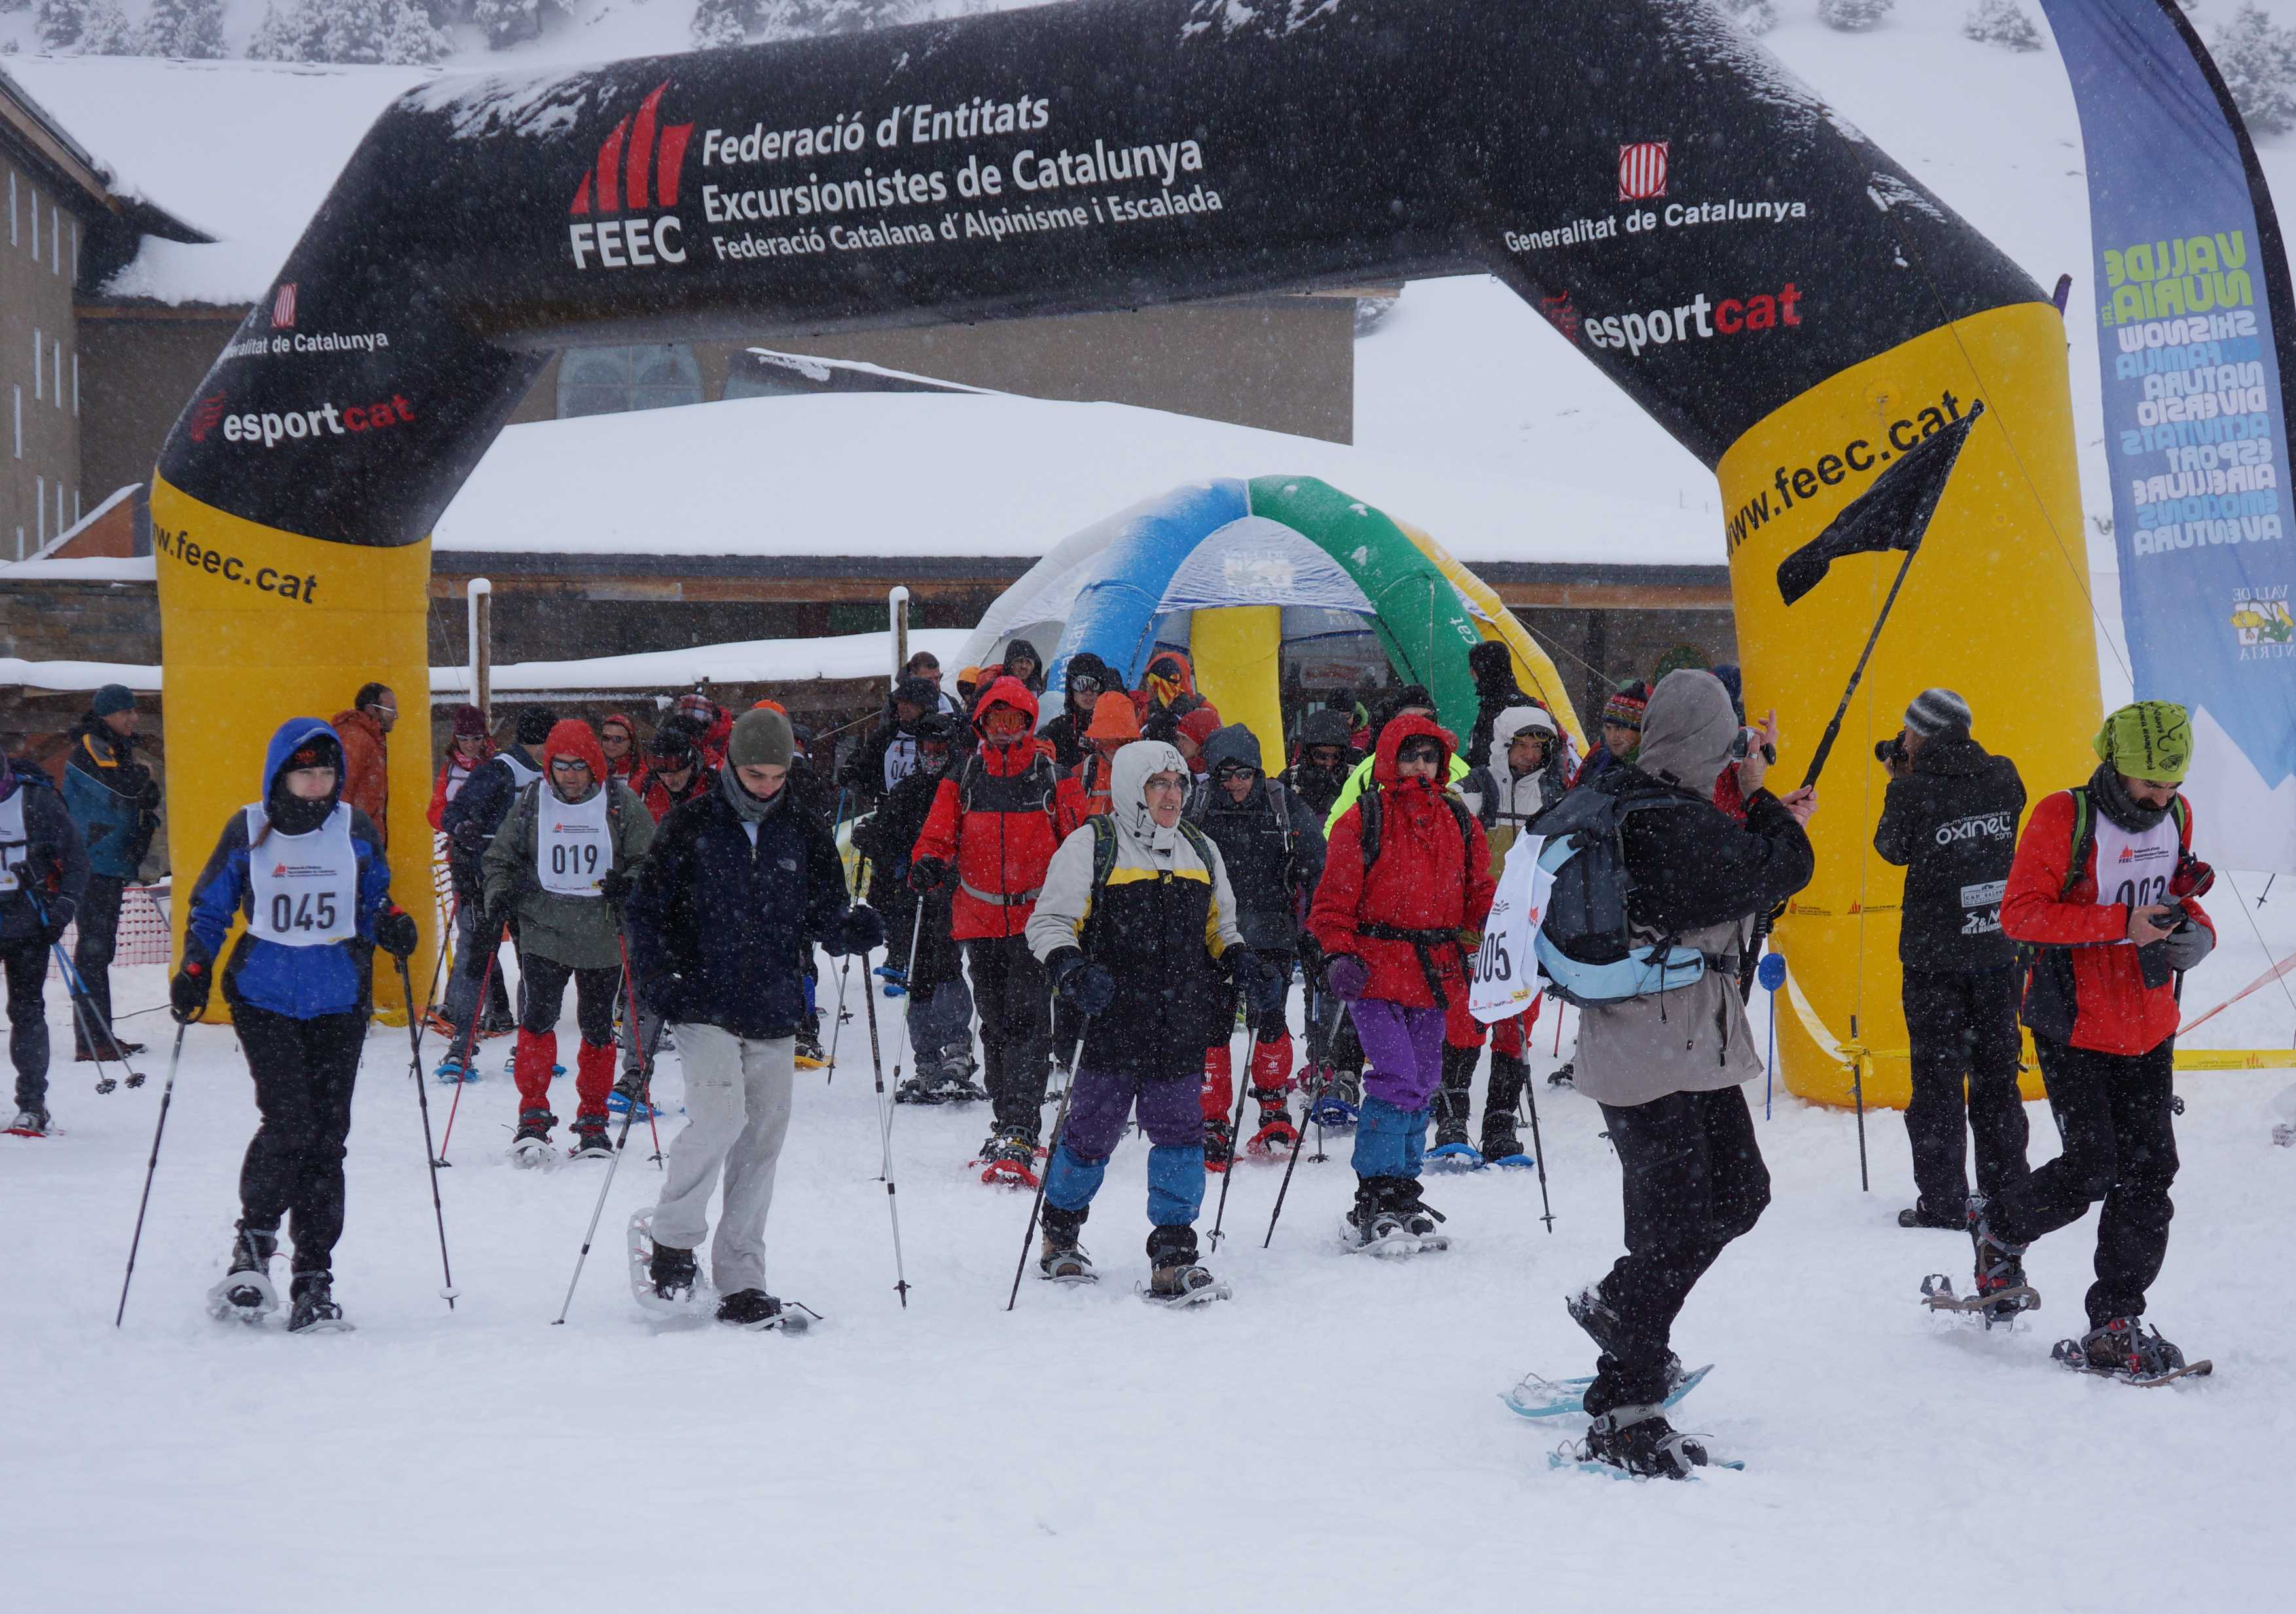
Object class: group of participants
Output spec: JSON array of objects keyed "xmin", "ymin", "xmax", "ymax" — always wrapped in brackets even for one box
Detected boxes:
[{"xmin": 0, "ymin": 629, "xmax": 2214, "ymax": 1479}]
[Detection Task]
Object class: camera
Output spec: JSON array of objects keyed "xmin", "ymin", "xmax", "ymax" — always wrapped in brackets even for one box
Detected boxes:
[{"xmin": 1874, "ymin": 734, "xmax": 1907, "ymax": 768}]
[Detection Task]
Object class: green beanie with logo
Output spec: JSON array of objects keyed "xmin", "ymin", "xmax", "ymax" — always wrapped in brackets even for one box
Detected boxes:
[{"xmin": 2093, "ymin": 700, "xmax": 2192, "ymax": 783}]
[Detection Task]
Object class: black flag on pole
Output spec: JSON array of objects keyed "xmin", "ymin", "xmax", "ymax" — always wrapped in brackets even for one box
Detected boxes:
[{"xmin": 1776, "ymin": 401, "xmax": 1985, "ymax": 607}]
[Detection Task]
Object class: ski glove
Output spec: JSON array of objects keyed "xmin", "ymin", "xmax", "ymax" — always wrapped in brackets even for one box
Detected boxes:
[
  {"xmin": 1231, "ymin": 950, "xmax": 1287, "ymax": 1021},
  {"xmin": 1323, "ymin": 954, "xmax": 1369, "ymax": 1001},
  {"xmin": 170, "ymin": 959, "xmax": 211, "ymax": 1023},
  {"xmin": 598, "ymin": 869, "xmax": 637, "ymax": 905},
  {"xmin": 373, "ymin": 905, "xmax": 419, "ymax": 959},
  {"xmin": 449, "ymin": 819, "xmax": 486, "ymax": 856},
  {"xmin": 907, "ymin": 856, "xmax": 953, "ymax": 894},
  {"xmin": 2159, "ymin": 920, "xmax": 2215, "ymax": 973},
  {"xmin": 1046, "ymin": 946, "xmax": 1116, "ymax": 1015},
  {"xmin": 832, "ymin": 904, "xmax": 887, "ymax": 957}
]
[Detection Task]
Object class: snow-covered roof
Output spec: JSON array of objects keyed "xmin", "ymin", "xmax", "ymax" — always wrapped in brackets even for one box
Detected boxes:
[
  {"xmin": 0, "ymin": 54, "xmax": 433, "ymax": 306},
  {"xmin": 433, "ymin": 391, "xmax": 1723, "ymax": 569}
]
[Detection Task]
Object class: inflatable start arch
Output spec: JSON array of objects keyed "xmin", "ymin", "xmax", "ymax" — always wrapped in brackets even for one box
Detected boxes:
[{"xmin": 154, "ymin": 0, "xmax": 2098, "ymax": 1102}]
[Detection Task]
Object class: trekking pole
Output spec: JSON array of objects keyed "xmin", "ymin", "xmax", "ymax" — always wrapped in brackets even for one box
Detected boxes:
[
  {"xmin": 26, "ymin": 889, "xmax": 142, "ymax": 1094},
  {"xmin": 435, "ymin": 924, "xmax": 507, "ymax": 1166},
  {"xmin": 552, "ymin": 1040, "xmax": 653, "ymax": 1326},
  {"xmin": 1849, "ymin": 1012, "xmax": 1871, "ymax": 1193},
  {"xmin": 1206, "ymin": 1043, "xmax": 1255, "ymax": 1251},
  {"xmin": 822, "ymin": 837, "xmax": 863, "ymax": 1086},
  {"xmin": 611, "ymin": 920, "xmax": 664, "ymax": 1167},
  {"xmin": 1517, "ymin": 1011, "xmax": 1554, "ymax": 1234},
  {"xmin": 115, "ymin": 1019, "xmax": 188, "ymax": 1327},
  {"xmin": 1264, "ymin": 1058, "xmax": 1338, "ymax": 1249},
  {"xmin": 857, "ymin": 930, "xmax": 912, "ymax": 1308},
  {"xmin": 1007, "ymin": 1014, "xmax": 1090, "ymax": 1312},
  {"xmin": 417, "ymin": 888, "xmax": 459, "ymax": 1029},
  {"xmin": 391, "ymin": 954, "xmax": 459, "ymax": 1310},
  {"xmin": 881, "ymin": 899, "xmax": 928, "ymax": 1124}
]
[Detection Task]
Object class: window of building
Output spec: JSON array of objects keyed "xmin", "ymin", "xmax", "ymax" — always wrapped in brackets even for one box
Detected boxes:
[
  {"xmin": 30, "ymin": 191, "xmax": 37, "ymax": 259},
  {"xmin": 7, "ymin": 171, "xmax": 14, "ymax": 247},
  {"xmin": 71, "ymin": 352, "xmax": 78, "ymax": 416},
  {"xmin": 11, "ymin": 386, "xmax": 18, "ymax": 459},
  {"xmin": 50, "ymin": 204, "xmax": 59, "ymax": 274},
  {"xmin": 52, "ymin": 341, "xmax": 61, "ymax": 409},
  {"xmin": 31, "ymin": 330, "xmax": 40, "ymax": 402},
  {"xmin": 35, "ymin": 476, "xmax": 44, "ymax": 543},
  {"xmin": 556, "ymin": 344, "xmax": 704, "ymax": 418}
]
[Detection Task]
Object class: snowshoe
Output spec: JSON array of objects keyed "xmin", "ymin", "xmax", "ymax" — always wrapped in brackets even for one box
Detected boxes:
[
  {"xmin": 476, "ymin": 1016, "xmax": 516, "ymax": 1041},
  {"xmin": 1384, "ymin": 1180, "xmax": 1450, "ymax": 1251},
  {"xmin": 980, "ymin": 1126, "xmax": 1042, "ymax": 1189},
  {"xmin": 286, "ymin": 1272, "xmax": 353, "ymax": 1335},
  {"xmin": 569, "ymin": 1119, "xmax": 614, "ymax": 1160},
  {"xmin": 715, "ymin": 1289, "xmax": 814, "ymax": 1333},
  {"xmin": 1039, "ymin": 1232, "xmax": 1097, "ymax": 1285},
  {"xmin": 1504, "ymin": 1359, "xmax": 1708, "ymax": 1421},
  {"xmin": 793, "ymin": 1026, "xmax": 828, "ymax": 1070},
  {"xmin": 1344, "ymin": 1179, "xmax": 1415, "ymax": 1257},
  {"xmin": 206, "ymin": 1228, "xmax": 280, "ymax": 1324},
  {"xmin": 605, "ymin": 1076, "xmax": 658, "ymax": 1119},
  {"xmin": 873, "ymin": 964, "xmax": 908, "ymax": 999},
  {"xmin": 1954, "ymin": 1200, "xmax": 2040, "ymax": 1322},
  {"xmin": 1547, "ymin": 1060, "xmax": 1575, "ymax": 1090},
  {"xmin": 1204, "ymin": 1115, "xmax": 1235, "ymax": 1175},
  {"xmin": 931, "ymin": 1069, "xmax": 988, "ymax": 1103},
  {"xmin": 422, "ymin": 1008, "xmax": 458, "ymax": 1039},
  {"xmin": 1426, "ymin": 1140, "xmax": 1484, "ymax": 1171},
  {"xmin": 1142, "ymin": 1263, "xmax": 1231, "ymax": 1308},
  {"xmin": 5, "ymin": 1106, "xmax": 50, "ymax": 1138},
  {"xmin": 1308, "ymin": 1071, "xmax": 1360, "ymax": 1130},
  {"xmin": 1566, "ymin": 1403, "xmax": 1729, "ymax": 1480},
  {"xmin": 432, "ymin": 1054, "xmax": 472, "ymax": 1085},
  {"xmin": 1480, "ymin": 1121, "xmax": 1533, "ymax": 1171},
  {"xmin": 895, "ymin": 1076, "xmax": 944, "ymax": 1105},
  {"xmin": 1898, "ymin": 1200, "xmax": 1969, "ymax": 1230},
  {"xmin": 2054, "ymin": 1318, "xmax": 2212, "ymax": 1386},
  {"xmin": 511, "ymin": 1108, "xmax": 557, "ymax": 1168},
  {"xmin": 1245, "ymin": 1093, "xmax": 1297, "ymax": 1156},
  {"xmin": 1919, "ymin": 1272, "xmax": 2038, "ymax": 1326},
  {"xmin": 628, "ymin": 1211, "xmax": 708, "ymax": 1316}
]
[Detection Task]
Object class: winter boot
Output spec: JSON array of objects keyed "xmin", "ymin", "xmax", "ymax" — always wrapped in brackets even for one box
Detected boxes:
[
  {"xmin": 512, "ymin": 1107, "xmax": 556, "ymax": 1165},
  {"xmin": 980, "ymin": 1124, "xmax": 1041, "ymax": 1189},
  {"xmin": 5, "ymin": 1105, "xmax": 50, "ymax": 1138},
  {"xmin": 1581, "ymin": 1402, "xmax": 1708, "ymax": 1480},
  {"xmin": 1383, "ymin": 1177, "xmax": 1448, "ymax": 1247},
  {"xmin": 649, "ymin": 1241, "xmax": 699, "ymax": 1305},
  {"xmin": 286, "ymin": 1270, "xmax": 351, "ymax": 1335},
  {"xmin": 895, "ymin": 1075, "xmax": 944, "ymax": 1105},
  {"xmin": 1969, "ymin": 1198, "xmax": 2039, "ymax": 1318},
  {"xmin": 433, "ymin": 1052, "xmax": 470, "ymax": 1085},
  {"xmin": 1145, "ymin": 1225, "xmax": 1227, "ymax": 1306},
  {"xmin": 1899, "ymin": 1198, "xmax": 1969, "ymax": 1230},
  {"xmin": 1568, "ymin": 1283, "xmax": 1628, "ymax": 1360},
  {"xmin": 1479, "ymin": 1110, "xmax": 1528, "ymax": 1168},
  {"xmin": 716, "ymin": 1289, "xmax": 787, "ymax": 1330},
  {"xmin": 1039, "ymin": 1205, "xmax": 1096, "ymax": 1284},
  {"xmin": 1481, "ymin": 1052, "xmax": 1531, "ymax": 1165},
  {"xmin": 1246, "ymin": 1087, "xmax": 1297, "ymax": 1155},
  {"xmin": 609, "ymin": 1069, "xmax": 654, "ymax": 1117},
  {"xmin": 931, "ymin": 1054, "xmax": 986, "ymax": 1103},
  {"xmin": 2074, "ymin": 1316, "xmax": 2189, "ymax": 1379},
  {"xmin": 1548, "ymin": 1060, "xmax": 1575, "ymax": 1090},
  {"xmin": 207, "ymin": 1226, "xmax": 280, "ymax": 1321},
  {"xmin": 1429, "ymin": 1088, "xmax": 1473, "ymax": 1154},
  {"xmin": 794, "ymin": 1014, "xmax": 827, "ymax": 1070},
  {"xmin": 1204, "ymin": 1115, "xmax": 1236, "ymax": 1175},
  {"xmin": 1346, "ymin": 1177, "xmax": 1408, "ymax": 1250},
  {"xmin": 569, "ymin": 1114, "xmax": 614, "ymax": 1160}
]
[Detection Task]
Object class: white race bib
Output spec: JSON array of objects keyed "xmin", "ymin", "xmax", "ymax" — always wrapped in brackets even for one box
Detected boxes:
[
  {"xmin": 2092, "ymin": 811, "xmax": 2180, "ymax": 919},
  {"xmin": 499, "ymin": 752, "xmax": 542, "ymax": 791},
  {"xmin": 0, "ymin": 789, "xmax": 26, "ymax": 894},
  {"xmin": 537, "ymin": 787, "xmax": 612, "ymax": 897},
  {"xmin": 1470, "ymin": 831, "xmax": 1554, "ymax": 1024},
  {"xmin": 245, "ymin": 803, "xmax": 357, "ymax": 946}
]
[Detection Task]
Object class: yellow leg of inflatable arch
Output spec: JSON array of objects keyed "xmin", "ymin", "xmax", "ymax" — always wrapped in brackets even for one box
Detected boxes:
[
  {"xmin": 1190, "ymin": 605, "xmax": 1287, "ymax": 774},
  {"xmin": 150, "ymin": 476, "xmax": 437, "ymax": 1028},
  {"xmin": 1717, "ymin": 304, "xmax": 2098, "ymax": 1109},
  {"xmin": 1393, "ymin": 520, "xmax": 1589, "ymax": 759}
]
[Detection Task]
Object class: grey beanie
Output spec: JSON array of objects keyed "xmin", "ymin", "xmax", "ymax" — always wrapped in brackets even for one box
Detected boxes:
[
  {"xmin": 728, "ymin": 707, "xmax": 795, "ymax": 769},
  {"xmin": 1905, "ymin": 688, "xmax": 1973, "ymax": 738}
]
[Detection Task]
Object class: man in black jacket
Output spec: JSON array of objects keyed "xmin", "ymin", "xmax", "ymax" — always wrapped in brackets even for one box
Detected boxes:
[
  {"xmin": 435, "ymin": 706, "xmax": 551, "ymax": 1064},
  {"xmin": 626, "ymin": 708, "xmax": 883, "ymax": 1327},
  {"xmin": 2, "ymin": 753, "xmax": 89, "ymax": 1135},
  {"xmin": 1873, "ymin": 688, "xmax": 2031, "ymax": 1230},
  {"xmin": 841, "ymin": 677, "xmax": 944, "ymax": 808},
  {"xmin": 1039, "ymin": 653, "xmax": 1119, "ymax": 770}
]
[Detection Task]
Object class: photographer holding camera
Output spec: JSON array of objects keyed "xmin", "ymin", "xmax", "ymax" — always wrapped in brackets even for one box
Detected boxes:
[{"xmin": 1872, "ymin": 689, "xmax": 2030, "ymax": 1232}]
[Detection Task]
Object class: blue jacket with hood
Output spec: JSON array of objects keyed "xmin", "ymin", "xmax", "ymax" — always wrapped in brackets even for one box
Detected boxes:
[{"xmin": 185, "ymin": 718, "xmax": 393, "ymax": 1020}]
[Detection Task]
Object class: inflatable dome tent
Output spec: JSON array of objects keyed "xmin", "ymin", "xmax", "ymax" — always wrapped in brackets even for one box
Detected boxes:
[{"xmin": 954, "ymin": 476, "xmax": 1588, "ymax": 772}]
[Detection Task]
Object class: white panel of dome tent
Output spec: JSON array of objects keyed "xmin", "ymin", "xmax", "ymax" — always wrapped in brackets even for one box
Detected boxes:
[{"xmin": 1158, "ymin": 516, "xmax": 1373, "ymax": 615}]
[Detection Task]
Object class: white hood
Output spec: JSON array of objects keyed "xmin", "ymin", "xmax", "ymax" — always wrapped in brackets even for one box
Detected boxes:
[{"xmin": 1484, "ymin": 704, "xmax": 1560, "ymax": 821}]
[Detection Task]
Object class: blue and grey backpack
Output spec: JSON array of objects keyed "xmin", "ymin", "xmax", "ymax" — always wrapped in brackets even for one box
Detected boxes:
[{"xmin": 1530, "ymin": 786, "xmax": 1708, "ymax": 1007}]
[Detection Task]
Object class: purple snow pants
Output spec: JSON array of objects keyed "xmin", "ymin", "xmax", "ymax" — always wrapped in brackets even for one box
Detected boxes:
[{"xmin": 1349, "ymin": 999, "xmax": 1446, "ymax": 1110}]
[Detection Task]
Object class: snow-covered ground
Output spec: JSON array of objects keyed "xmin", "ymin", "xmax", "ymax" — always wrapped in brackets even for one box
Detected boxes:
[{"xmin": 9, "ymin": 869, "xmax": 2294, "ymax": 1612}]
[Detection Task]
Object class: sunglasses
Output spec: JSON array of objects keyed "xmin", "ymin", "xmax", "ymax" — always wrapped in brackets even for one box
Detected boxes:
[
  {"xmin": 1396, "ymin": 742, "xmax": 1445, "ymax": 765},
  {"xmin": 550, "ymin": 758, "xmax": 592, "ymax": 773}
]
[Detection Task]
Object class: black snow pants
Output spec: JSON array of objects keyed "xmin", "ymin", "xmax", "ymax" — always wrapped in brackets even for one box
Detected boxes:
[
  {"xmin": 233, "ymin": 1001, "xmax": 367, "ymax": 1274},
  {"xmin": 1901, "ymin": 965, "xmax": 2030, "ymax": 1217},
  {"xmin": 1990, "ymin": 1035, "xmax": 2178, "ymax": 1328},
  {"xmin": 965, "ymin": 933, "xmax": 1049, "ymax": 1135},
  {"xmin": 1585, "ymin": 1085, "xmax": 1771, "ymax": 1417}
]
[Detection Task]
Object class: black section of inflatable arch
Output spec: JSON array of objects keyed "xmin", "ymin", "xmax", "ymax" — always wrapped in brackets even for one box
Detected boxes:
[{"xmin": 158, "ymin": 0, "xmax": 2042, "ymax": 549}]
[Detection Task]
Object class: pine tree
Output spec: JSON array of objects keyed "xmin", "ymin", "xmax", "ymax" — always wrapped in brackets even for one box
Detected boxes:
[
  {"xmin": 1818, "ymin": 0, "xmax": 1894, "ymax": 32},
  {"xmin": 246, "ymin": 0, "xmax": 452, "ymax": 65},
  {"xmin": 1962, "ymin": 0, "xmax": 2042, "ymax": 52},
  {"xmin": 35, "ymin": 0, "xmax": 86, "ymax": 49},
  {"xmin": 1731, "ymin": 1, "xmax": 1778, "ymax": 36},
  {"xmin": 75, "ymin": 0, "xmax": 134, "ymax": 52},
  {"xmin": 690, "ymin": 0, "xmax": 755, "ymax": 48},
  {"xmin": 2214, "ymin": 2, "xmax": 2296, "ymax": 135},
  {"xmin": 138, "ymin": 0, "xmax": 227, "ymax": 58}
]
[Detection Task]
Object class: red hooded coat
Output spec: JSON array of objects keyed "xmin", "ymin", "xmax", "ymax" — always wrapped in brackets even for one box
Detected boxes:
[
  {"xmin": 1308, "ymin": 715, "xmax": 1495, "ymax": 1007},
  {"xmin": 911, "ymin": 676, "xmax": 1062, "ymax": 939}
]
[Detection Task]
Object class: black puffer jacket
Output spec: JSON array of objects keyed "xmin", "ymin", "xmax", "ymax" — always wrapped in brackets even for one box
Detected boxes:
[
  {"xmin": 1187, "ymin": 725, "xmax": 1325, "ymax": 952},
  {"xmin": 1039, "ymin": 652, "xmax": 1119, "ymax": 771},
  {"xmin": 1873, "ymin": 731, "xmax": 2026, "ymax": 972},
  {"xmin": 852, "ymin": 760, "xmax": 962, "ymax": 990}
]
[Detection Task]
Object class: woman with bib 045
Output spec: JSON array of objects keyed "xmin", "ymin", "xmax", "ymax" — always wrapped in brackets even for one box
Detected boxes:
[{"xmin": 173, "ymin": 719, "xmax": 418, "ymax": 1334}]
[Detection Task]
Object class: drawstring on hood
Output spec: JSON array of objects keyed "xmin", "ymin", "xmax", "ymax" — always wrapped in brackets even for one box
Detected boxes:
[{"xmin": 1113, "ymin": 739, "xmax": 1188, "ymax": 859}]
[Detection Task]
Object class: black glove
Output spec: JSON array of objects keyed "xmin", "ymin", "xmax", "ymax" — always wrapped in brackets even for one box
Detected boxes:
[
  {"xmin": 450, "ymin": 819, "xmax": 485, "ymax": 856},
  {"xmin": 641, "ymin": 973, "xmax": 695, "ymax": 1022},
  {"xmin": 170, "ymin": 958, "xmax": 211, "ymax": 1023},
  {"xmin": 908, "ymin": 856, "xmax": 952, "ymax": 894},
  {"xmin": 599, "ymin": 868, "xmax": 636, "ymax": 905},
  {"xmin": 834, "ymin": 903, "xmax": 887, "ymax": 956},
  {"xmin": 1047, "ymin": 946, "xmax": 1116, "ymax": 1016},
  {"xmin": 136, "ymin": 774, "xmax": 162, "ymax": 810},
  {"xmin": 372, "ymin": 905, "xmax": 419, "ymax": 959},
  {"xmin": 1233, "ymin": 949, "xmax": 1287, "ymax": 1022}
]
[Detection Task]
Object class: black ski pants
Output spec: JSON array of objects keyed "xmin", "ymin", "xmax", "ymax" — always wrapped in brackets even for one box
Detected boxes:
[
  {"xmin": 1586, "ymin": 1085, "xmax": 1770, "ymax": 1417},
  {"xmin": 3, "ymin": 937, "xmax": 49, "ymax": 1110},
  {"xmin": 71, "ymin": 873, "xmax": 126, "ymax": 1054},
  {"xmin": 233, "ymin": 1001, "xmax": 366, "ymax": 1275},
  {"xmin": 1901, "ymin": 965, "xmax": 2030, "ymax": 1216},
  {"xmin": 517, "ymin": 952, "xmax": 619, "ymax": 1046},
  {"xmin": 1990, "ymin": 1035, "xmax": 2177, "ymax": 1328},
  {"xmin": 966, "ymin": 933, "xmax": 1049, "ymax": 1134}
]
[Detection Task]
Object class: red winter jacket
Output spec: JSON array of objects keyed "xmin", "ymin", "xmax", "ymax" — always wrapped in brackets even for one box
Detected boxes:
[
  {"xmin": 911, "ymin": 677, "xmax": 1062, "ymax": 939},
  {"xmin": 2002, "ymin": 788, "xmax": 2212, "ymax": 1056},
  {"xmin": 1308, "ymin": 715, "xmax": 1495, "ymax": 1007}
]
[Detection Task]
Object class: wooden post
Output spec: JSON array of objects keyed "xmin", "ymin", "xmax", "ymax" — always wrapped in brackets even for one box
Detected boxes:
[
  {"xmin": 889, "ymin": 585, "xmax": 910, "ymax": 689},
  {"xmin": 467, "ymin": 577, "xmax": 492, "ymax": 721}
]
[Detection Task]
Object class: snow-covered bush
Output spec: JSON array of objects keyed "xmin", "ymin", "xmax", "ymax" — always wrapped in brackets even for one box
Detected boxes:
[
  {"xmin": 1732, "ymin": 1, "xmax": 1778, "ymax": 36},
  {"xmin": 691, "ymin": 0, "xmax": 755, "ymax": 48},
  {"xmin": 75, "ymin": 0, "xmax": 135, "ymax": 52},
  {"xmin": 1818, "ymin": 0, "xmax": 1894, "ymax": 31},
  {"xmin": 1963, "ymin": 0, "xmax": 2042, "ymax": 52},
  {"xmin": 2214, "ymin": 2, "xmax": 2296, "ymax": 134},
  {"xmin": 245, "ymin": 0, "xmax": 451, "ymax": 65},
  {"xmin": 35, "ymin": 0, "xmax": 88, "ymax": 48},
  {"xmin": 137, "ymin": 0, "xmax": 226, "ymax": 58}
]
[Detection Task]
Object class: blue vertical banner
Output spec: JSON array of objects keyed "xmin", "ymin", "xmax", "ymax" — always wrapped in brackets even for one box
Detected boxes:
[{"xmin": 2041, "ymin": 0, "xmax": 2296, "ymax": 870}]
